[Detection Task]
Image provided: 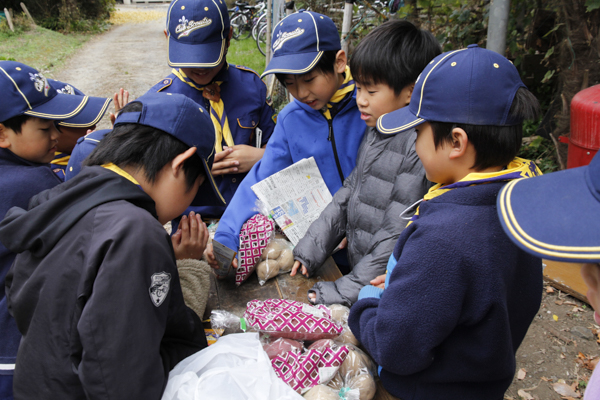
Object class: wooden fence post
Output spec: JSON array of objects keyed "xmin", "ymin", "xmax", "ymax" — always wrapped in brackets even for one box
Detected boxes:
[
  {"xmin": 3, "ymin": 8, "xmax": 14, "ymax": 32},
  {"xmin": 20, "ymin": 3, "xmax": 37, "ymax": 26}
]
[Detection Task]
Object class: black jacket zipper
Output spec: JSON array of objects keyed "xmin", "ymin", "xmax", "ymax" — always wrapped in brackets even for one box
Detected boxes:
[{"xmin": 326, "ymin": 118, "xmax": 345, "ymax": 184}]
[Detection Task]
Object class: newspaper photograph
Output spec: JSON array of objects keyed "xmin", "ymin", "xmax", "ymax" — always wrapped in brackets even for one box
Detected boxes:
[{"xmin": 251, "ymin": 157, "xmax": 332, "ymax": 245}]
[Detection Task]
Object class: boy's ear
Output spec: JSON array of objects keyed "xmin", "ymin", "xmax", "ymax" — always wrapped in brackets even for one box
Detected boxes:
[
  {"xmin": 401, "ymin": 83, "xmax": 415, "ymax": 106},
  {"xmin": 334, "ymin": 50, "xmax": 347, "ymax": 74},
  {"xmin": 163, "ymin": 29, "xmax": 168, "ymax": 39},
  {"xmin": 448, "ymin": 127, "xmax": 469, "ymax": 160},
  {"xmin": 171, "ymin": 147, "xmax": 197, "ymax": 175},
  {"xmin": 0, "ymin": 124, "xmax": 11, "ymax": 149}
]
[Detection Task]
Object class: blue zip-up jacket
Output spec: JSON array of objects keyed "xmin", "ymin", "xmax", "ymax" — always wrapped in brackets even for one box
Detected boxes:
[
  {"xmin": 214, "ymin": 90, "xmax": 365, "ymax": 253},
  {"xmin": 0, "ymin": 148, "xmax": 62, "ymax": 396},
  {"xmin": 349, "ymin": 181, "xmax": 543, "ymax": 400},
  {"xmin": 147, "ymin": 64, "xmax": 276, "ymax": 218}
]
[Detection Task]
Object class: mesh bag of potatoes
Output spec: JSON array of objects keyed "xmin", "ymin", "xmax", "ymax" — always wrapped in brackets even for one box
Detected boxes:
[
  {"xmin": 302, "ymin": 342, "xmax": 377, "ymax": 400},
  {"xmin": 328, "ymin": 304, "xmax": 359, "ymax": 346},
  {"xmin": 256, "ymin": 237, "xmax": 295, "ymax": 285}
]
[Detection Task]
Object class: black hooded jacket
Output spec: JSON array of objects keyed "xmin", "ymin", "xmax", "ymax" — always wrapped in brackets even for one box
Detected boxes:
[{"xmin": 0, "ymin": 166, "xmax": 207, "ymax": 400}]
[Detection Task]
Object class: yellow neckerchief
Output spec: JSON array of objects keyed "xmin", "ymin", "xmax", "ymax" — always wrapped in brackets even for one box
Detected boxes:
[
  {"xmin": 101, "ymin": 163, "xmax": 140, "ymax": 185},
  {"xmin": 51, "ymin": 152, "xmax": 70, "ymax": 166},
  {"xmin": 406, "ymin": 157, "xmax": 542, "ymax": 227},
  {"xmin": 321, "ymin": 66, "xmax": 355, "ymax": 120},
  {"xmin": 172, "ymin": 67, "xmax": 234, "ymax": 153}
]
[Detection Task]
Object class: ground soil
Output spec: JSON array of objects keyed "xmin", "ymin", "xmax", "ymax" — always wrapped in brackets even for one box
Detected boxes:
[{"xmin": 50, "ymin": 6, "xmax": 600, "ymax": 399}]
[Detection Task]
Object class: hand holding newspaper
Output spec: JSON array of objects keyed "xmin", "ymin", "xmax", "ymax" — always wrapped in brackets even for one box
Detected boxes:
[{"xmin": 251, "ymin": 157, "xmax": 332, "ymax": 246}]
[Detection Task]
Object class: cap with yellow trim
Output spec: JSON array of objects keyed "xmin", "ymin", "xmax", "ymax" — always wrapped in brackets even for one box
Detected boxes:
[
  {"xmin": 48, "ymin": 79, "xmax": 112, "ymax": 128},
  {"xmin": 0, "ymin": 61, "xmax": 88, "ymax": 122},
  {"xmin": 114, "ymin": 92, "xmax": 226, "ymax": 207},
  {"xmin": 497, "ymin": 151, "xmax": 600, "ymax": 262},
  {"xmin": 377, "ymin": 44, "xmax": 526, "ymax": 135},
  {"xmin": 167, "ymin": 0, "xmax": 230, "ymax": 68},
  {"xmin": 261, "ymin": 10, "xmax": 340, "ymax": 78}
]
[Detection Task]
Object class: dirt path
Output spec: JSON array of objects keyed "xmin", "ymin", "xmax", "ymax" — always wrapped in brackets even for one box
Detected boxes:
[
  {"xmin": 51, "ymin": 5, "xmax": 172, "ymax": 129},
  {"xmin": 49, "ymin": 7, "xmax": 600, "ymax": 399}
]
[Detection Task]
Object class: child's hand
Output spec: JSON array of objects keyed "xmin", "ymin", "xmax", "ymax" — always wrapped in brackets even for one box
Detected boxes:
[
  {"xmin": 337, "ymin": 237, "xmax": 347, "ymax": 249},
  {"xmin": 109, "ymin": 88, "xmax": 130, "ymax": 126},
  {"xmin": 212, "ymin": 145, "xmax": 265, "ymax": 175},
  {"xmin": 204, "ymin": 243, "xmax": 238, "ymax": 275},
  {"xmin": 370, "ymin": 274, "xmax": 386, "ymax": 289},
  {"xmin": 308, "ymin": 292, "xmax": 316, "ymax": 303},
  {"xmin": 172, "ymin": 212, "xmax": 208, "ymax": 260},
  {"xmin": 291, "ymin": 260, "xmax": 309, "ymax": 277}
]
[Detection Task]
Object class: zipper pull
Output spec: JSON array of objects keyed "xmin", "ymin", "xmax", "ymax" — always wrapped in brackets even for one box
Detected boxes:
[{"xmin": 327, "ymin": 120, "xmax": 333, "ymax": 141}]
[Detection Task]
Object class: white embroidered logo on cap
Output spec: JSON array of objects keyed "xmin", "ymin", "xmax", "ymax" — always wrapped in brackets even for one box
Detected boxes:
[
  {"xmin": 29, "ymin": 72, "xmax": 50, "ymax": 97},
  {"xmin": 149, "ymin": 272, "xmax": 171, "ymax": 307},
  {"xmin": 272, "ymin": 27, "xmax": 304, "ymax": 52},
  {"xmin": 176, "ymin": 16, "xmax": 213, "ymax": 39},
  {"xmin": 56, "ymin": 84, "xmax": 76, "ymax": 95}
]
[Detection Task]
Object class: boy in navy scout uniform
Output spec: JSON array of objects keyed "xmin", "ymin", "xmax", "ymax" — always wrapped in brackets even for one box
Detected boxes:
[
  {"xmin": 48, "ymin": 79, "xmax": 112, "ymax": 180},
  {"xmin": 348, "ymin": 46, "xmax": 544, "ymax": 399},
  {"xmin": 148, "ymin": 0, "xmax": 276, "ymax": 219},
  {"xmin": 0, "ymin": 61, "xmax": 94, "ymax": 399},
  {"xmin": 209, "ymin": 11, "xmax": 365, "ymax": 267},
  {"xmin": 0, "ymin": 92, "xmax": 217, "ymax": 399}
]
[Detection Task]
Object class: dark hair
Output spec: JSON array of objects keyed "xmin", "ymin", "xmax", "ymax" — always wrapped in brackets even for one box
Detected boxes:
[
  {"xmin": 349, "ymin": 20, "xmax": 441, "ymax": 95},
  {"xmin": 275, "ymin": 50, "xmax": 339, "ymax": 87},
  {"xmin": 429, "ymin": 88, "xmax": 540, "ymax": 170},
  {"xmin": 1, "ymin": 114, "xmax": 33, "ymax": 134},
  {"xmin": 84, "ymin": 102, "xmax": 204, "ymax": 190}
]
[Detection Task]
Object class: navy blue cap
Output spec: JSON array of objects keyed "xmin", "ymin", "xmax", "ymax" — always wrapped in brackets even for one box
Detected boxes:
[
  {"xmin": 48, "ymin": 79, "xmax": 112, "ymax": 128},
  {"xmin": 497, "ymin": 152, "xmax": 600, "ymax": 262},
  {"xmin": 261, "ymin": 10, "xmax": 341, "ymax": 78},
  {"xmin": 167, "ymin": 0, "xmax": 230, "ymax": 68},
  {"xmin": 65, "ymin": 129, "xmax": 111, "ymax": 181},
  {"xmin": 377, "ymin": 45, "xmax": 526, "ymax": 135},
  {"xmin": 114, "ymin": 92, "xmax": 225, "ymax": 207},
  {"xmin": 0, "ymin": 61, "xmax": 88, "ymax": 122}
]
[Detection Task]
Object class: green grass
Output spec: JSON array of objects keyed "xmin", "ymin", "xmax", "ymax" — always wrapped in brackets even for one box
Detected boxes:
[
  {"xmin": 0, "ymin": 22, "xmax": 92, "ymax": 72},
  {"xmin": 228, "ymin": 36, "xmax": 267, "ymax": 75}
]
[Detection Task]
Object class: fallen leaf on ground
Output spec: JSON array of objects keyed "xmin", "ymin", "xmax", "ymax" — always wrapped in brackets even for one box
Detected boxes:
[
  {"xmin": 553, "ymin": 314, "xmax": 559, "ymax": 321},
  {"xmin": 517, "ymin": 368, "xmax": 527, "ymax": 380},
  {"xmin": 517, "ymin": 389, "xmax": 534, "ymax": 400},
  {"xmin": 576, "ymin": 353, "xmax": 600, "ymax": 371},
  {"xmin": 551, "ymin": 382, "xmax": 580, "ymax": 398},
  {"xmin": 546, "ymin": 286, "xmax": 555, "ymax": 293}
]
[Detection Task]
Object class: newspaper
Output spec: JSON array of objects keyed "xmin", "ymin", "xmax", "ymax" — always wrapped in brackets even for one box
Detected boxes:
[{"xmin": 251, "ymin": 157, "xmax": 332, "ymax": 245}]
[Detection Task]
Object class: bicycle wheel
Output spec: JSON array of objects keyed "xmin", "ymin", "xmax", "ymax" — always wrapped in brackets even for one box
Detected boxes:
[
  {"xmin": 231, "ymin": 14, "xmax": 250, "ymax": 40},
  {"xmin": 239, "ymin": 14, "xmax": 252, "ymax": 40},
  {"xmin": 252, "ymin": 12, "xmax": 266, "ymax": 40},
  {"xmin": 257, "ymin": 24, "xmax": 267, "ymax": 56}
]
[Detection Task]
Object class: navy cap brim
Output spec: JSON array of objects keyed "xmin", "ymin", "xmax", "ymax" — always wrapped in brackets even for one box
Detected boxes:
[
  {"xmin": 193, "ymin": 158, "xmax": 226, "ymax": 206},
  {"xmin": 377, "ymin": 105, "xmax": 426, "ymax": 135},
  {"xmin": 498, "ymin": 165, "xmax": 600, "ymax": 262},
  {"xmin": 260, "ymin": 51, "xmax": 323, "ymax": 78},
  {"xmin": 58, "ymin": 96, "xmax": 112, "ymax": 128},
  {"xmin": 23, "ymin": 93, "xmax": 89, "ymax": 120},
  {"xmin": 168, "ymin": 37, "xmax": 227, "ymax": 68}
]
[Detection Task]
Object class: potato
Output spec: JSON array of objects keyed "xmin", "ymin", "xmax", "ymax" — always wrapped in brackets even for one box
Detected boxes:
[
  {"xmin": 339, "ymin": 347, "xmax": 372, "ymax": 380},
  {"xmin": 261, "ymin": 240, "xmax": 285, "ymax": 260},
  {"xmin": 328, "ymin": 304, "xmax": 349, "ymax": 324},
  {"xmin": 256, "ymin": 259, "xmax": 280, "ymax": 283},
  {"xmin": 326, "ymin": 373, "xmax": 344, "ymax": 390},
  {"xmin": 347, "ymin": 373, "xmax": 376, "ymax": 400},
  {"xmin": 337, "ymin": 327, "xmax": 359, "ymax": 346},
  {"xmin": 303, "ymin": 384, "xmax": 338, "ymax": 400},
  {"xmin": 278, "ymin": 248, "xmax": 295, "ymax": 273}
]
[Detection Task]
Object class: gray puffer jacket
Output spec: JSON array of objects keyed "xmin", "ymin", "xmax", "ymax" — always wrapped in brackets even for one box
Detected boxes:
[{"xmin": 293, "ymin": 126, "xmax": 431, "ymax": 306}]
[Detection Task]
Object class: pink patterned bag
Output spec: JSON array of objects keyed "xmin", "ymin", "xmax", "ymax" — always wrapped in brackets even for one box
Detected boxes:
[
  {"xmin": 271, "ymin": 344, "xmax": 349, "ymax": 393},
  {"xmin": 236, "ymin": 214, "xmax": 275, "ymax": 286},
  {"xmin": 243, "ymin": 299, "xmax": 344, "ymax": 340}
]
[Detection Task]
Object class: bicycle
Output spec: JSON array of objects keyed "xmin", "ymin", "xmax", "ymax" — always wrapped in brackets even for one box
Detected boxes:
[{"xmin": 231, "ymin": 1, "xmax": 265, "ymax": 40}]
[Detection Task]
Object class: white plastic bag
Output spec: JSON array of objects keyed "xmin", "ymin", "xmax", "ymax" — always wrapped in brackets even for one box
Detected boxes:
[{"xmin": 161, "ymin": 332, "xmax": 303, "ymax": 400}]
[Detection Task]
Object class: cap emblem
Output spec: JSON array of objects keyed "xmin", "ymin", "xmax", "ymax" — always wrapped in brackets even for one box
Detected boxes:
[
  {"xmin": 56, "ymin": 84, "xmax": 76, "ymax": 95},
  {"xmin": 272, "ymin": 27, "xmax": 304, "ymax": 52},
  {"xmin": 29, "ymin": 72, "xmax": 50, "ymax": 97},
  {"xmin": 176, "ymin": 16, "xmax": 213, "ymax": 39}
]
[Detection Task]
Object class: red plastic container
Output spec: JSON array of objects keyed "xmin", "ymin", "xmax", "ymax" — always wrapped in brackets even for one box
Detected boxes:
[{"xmin": 568, "ymin": 84, "xmax": 600, "ymax": 168}]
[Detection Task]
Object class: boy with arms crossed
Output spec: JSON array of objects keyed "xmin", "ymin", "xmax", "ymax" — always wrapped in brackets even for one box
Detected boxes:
[
  {"xmin": 291, "ymin": 20, "xmax": 441, "ymax": 306},
  {"xmin": 0, "ymin": 92, "xmax": 217, "ymax": 399},
  {"xmin": 349, "ymin": 46, "xmax": 544, "ymax": 399}
]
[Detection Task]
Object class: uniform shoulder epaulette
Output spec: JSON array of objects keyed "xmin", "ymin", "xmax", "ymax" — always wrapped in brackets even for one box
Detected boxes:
[
  {"xmin": 233, "ymin": 64, "xmax": 261, "ymax": 78},
  {"xmin": 155, "ymin": 78, "xmax": 173, "ymax": 92}
]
